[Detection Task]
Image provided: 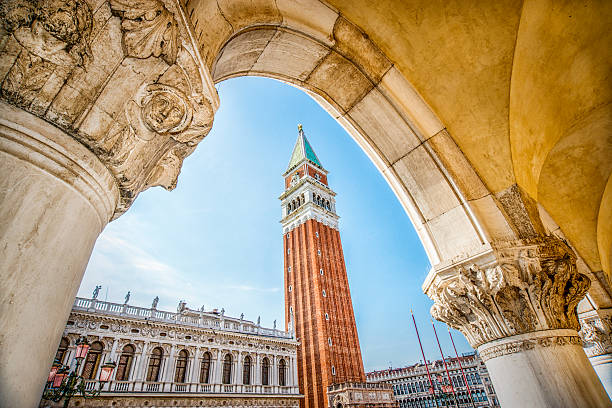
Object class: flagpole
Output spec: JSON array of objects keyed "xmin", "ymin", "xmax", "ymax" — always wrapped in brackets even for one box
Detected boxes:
[
  {"xmin": 411, "ymin": 310, "xmax": 439, "ymax": 408},
  {"xmin": 432, "ymin": 320, "xmax": 459, "ymax": 408},
  {"xmin": 448, "ymin": 325, "xmax": 477, "ymax": 408}
]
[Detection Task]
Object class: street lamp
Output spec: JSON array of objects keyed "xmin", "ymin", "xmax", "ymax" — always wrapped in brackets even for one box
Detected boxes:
[{"xmin": 42, "ymin": 337, "xmax": 115, "ymax": 408}]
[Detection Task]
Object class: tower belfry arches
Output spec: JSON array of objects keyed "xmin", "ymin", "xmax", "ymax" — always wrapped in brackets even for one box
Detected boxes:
[{"xmin": 0, "ymin": 0, "xmax": 610, "ymax": 407}]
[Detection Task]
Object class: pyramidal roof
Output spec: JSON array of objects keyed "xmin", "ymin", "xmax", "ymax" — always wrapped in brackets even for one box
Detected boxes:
[{"xmin": 286, "ymin": 125, "xmax": 323, "ymax": 172}]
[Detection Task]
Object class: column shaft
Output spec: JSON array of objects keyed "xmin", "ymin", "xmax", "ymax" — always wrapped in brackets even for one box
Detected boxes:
[{"xmin": 0, "ymin": 103, "xmax": 118, "ymax": 408}]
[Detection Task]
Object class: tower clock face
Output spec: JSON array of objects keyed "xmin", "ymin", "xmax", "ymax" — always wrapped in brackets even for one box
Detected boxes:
[{"xmin": 291, "ymin": 173, "xmax": 300, "ymax": 186}]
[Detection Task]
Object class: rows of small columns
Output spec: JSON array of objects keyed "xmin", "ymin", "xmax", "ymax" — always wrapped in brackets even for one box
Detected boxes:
[{"xmin": 58, "ymin": 334, "xmax": 297, "ymax": 387}]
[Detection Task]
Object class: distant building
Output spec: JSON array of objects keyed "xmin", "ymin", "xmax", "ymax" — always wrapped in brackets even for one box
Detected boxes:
[
  {"xmin": 366, "ymin": 352, "xmax": 499, "ymax": 408},
  {"xmin": 41, "ymin": 295, "xmax": 301, "ymax": 407},
  {"xmin": 281, "ymin": 126, "xmax": 394, "ymax": 408}
]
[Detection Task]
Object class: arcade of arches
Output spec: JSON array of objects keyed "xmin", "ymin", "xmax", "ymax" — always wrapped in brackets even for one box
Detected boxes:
[{"xmin": 0, "ymin": 0, "xmax": 610, "ymax": 407}]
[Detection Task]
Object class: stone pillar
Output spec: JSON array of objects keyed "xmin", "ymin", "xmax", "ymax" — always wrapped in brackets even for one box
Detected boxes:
[
  {"xmin": 164, "ymin": 345, "xmax": 177, "ymax": 383},
  {"xmin": 190, "ymin": 348, "xmax": 201, "ymax": 384},
  {"xmin": 214, "ymin": 350, "xmax": 223, "ymax": 384},
  {"xmin": 580, "ymin": 309, "xmax": 612, "ymax": 398},
  {"xmin": 255, "ymin": 354, "xmax": 262, "ymax": 385},
  {"xmin": 0, "ymin": 102, "xmax": 118, "ymax": 408},
  {"xmin": 0, "ymin": 0, "xmax": 218, "ymax": 403},
  {"xmin": 426, "ymin": 236, "xmax": 611, "ymax": 407},
  {"xmin": 135, "ymin": 342, "xmax": 150, "ymax": 382}
]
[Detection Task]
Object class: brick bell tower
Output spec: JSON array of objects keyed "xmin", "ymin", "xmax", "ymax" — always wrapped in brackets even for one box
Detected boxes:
[{"xmin": 280, "ymin": 125, "xmax": 366, "ymax": 408}]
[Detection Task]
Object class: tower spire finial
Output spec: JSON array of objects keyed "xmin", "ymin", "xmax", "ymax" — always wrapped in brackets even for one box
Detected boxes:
[{"xmin": 298, "ymin": 123, "xmax": 303, "ymax": 133}]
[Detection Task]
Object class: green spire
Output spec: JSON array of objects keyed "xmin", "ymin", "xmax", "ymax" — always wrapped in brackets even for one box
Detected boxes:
[{"xmin": 287, "ymin": 124, "xmax": 323, "ymax": 172}]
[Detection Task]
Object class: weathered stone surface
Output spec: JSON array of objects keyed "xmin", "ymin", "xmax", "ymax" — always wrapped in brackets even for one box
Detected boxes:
[
  {"xmin": 217, "ymin": 0, "xmax": 281, "ymax": 33},
  {"xmin": 392, "ymin": 145, "xmax": 461, "ymax": 221},
  {"xmin": 276, "ymin": 0, "xmax": 337, "ymax": 46},
  {"xmin": 185, "ymin": 0, "xmax": 233, "ymax": 69},
  {"xmin": 377, "ymin": 66, "xmax": 444, "ymax": 140},
  {"xmin": 426, "ymin": 129, "xmax": 489, "ymax": 201},
  {"xmin": 213, "ymin": 28, "xmax": 275, "ymax": 81},
  {"xmin": 332, "ymin": 16, "xmax": 391, "ymax": 84},
  {"xmin": 347, "ymin": 88, "xmax": 420, "ymax": 165},
  {"xmin": 251, "ymin": 30, "xmax": 329, "ymax": 82},
  {"xmin": 305, "ymin": 50, "xmax": 372, "ymax": 113}
]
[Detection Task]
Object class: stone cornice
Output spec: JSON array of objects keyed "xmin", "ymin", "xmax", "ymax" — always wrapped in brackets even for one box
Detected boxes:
[
  {"xmin": 68, "ymin": 311, "xmax": 299, "ymax": 350},
  {"xmin": 477, "ymin": 329, "xmax": 582, "ymax": 362}
]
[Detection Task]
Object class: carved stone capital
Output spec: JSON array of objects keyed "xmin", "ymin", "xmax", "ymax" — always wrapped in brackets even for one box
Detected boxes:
[
  {"xmin": 579, "ymin": 308, "xmax": 612, "ymax": 358},
  {"xmin": 427, "ymin": 236, "xmax": 590, "ymax": 348},
  {"xmin": 0, "ymin": 0, "xmax": 219, "ymax": 217}
]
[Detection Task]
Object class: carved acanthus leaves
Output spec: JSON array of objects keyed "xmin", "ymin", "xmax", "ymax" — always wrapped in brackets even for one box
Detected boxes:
[
  {"xmin": 110, "ymin": 0, "xmax": 178, "ymax": 65},
  {"xmin": 429, "ymin": 236, "xmax": 590, "ymax": 348}
]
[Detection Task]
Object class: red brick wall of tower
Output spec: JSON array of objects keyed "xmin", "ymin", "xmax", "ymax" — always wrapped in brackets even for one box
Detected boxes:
[{"xmin": 284, "ymin": 219, "xmax": 365, "ymax": 408}]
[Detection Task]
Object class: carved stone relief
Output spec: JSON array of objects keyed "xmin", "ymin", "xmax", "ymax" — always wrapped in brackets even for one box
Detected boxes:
[
  {"xmin": 429, "ymin": 236, "xmax": 590, "ymax": 348},
  {"xmin": 579, "ymin": 309, "xmax": 612, "ymax": 358},
  {"xmin": 0, "ymin": 0, "xmax": 218, "ymax": 217}
]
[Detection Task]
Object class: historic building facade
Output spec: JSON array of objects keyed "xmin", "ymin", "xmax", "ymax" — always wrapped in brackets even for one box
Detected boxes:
[
  {"xmin": 280, "ymin": 127, "xmax": 393, "ymax": 408},
  {"xmin": 42, "ymin": 295, "xmax": 301, "ymax": 407},
  {"xmin": 366, "ymin": 352, "xmax": 499, "ymax": 408}
]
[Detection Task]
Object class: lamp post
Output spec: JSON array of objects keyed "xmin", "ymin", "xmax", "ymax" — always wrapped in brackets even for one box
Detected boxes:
[{"xmin": 42, "ymin": 337, "xmax": 116, "ymax": 408}]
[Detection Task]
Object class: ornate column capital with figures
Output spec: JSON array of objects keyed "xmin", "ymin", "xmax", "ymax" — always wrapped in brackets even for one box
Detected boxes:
[{"xmin": 425, "ymin": 235, "xmax": 610, "ymax": 407}]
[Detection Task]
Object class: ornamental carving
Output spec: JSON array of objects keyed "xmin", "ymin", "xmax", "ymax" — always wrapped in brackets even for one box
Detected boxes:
[
  {"xmin": 579, "ymin": 310, "xmax": 612, "ymax": 358},
  {"xmin": 478, "ymin": 334, "xmax": 582, "ymax": 362},
  {"xmin": 0, "ymin": 0, "xmax": 92, "ymax": 107},
  {"xmin": 429, "ymin": 236, "xmax": 590, "ymax": 348},
  {"xmin": 0, "ymin": 0, "xmax": 218, "ymax": 217},
  {"xmin": 110, "ymin": 0, "xmax": 178, "ymax": 65}
]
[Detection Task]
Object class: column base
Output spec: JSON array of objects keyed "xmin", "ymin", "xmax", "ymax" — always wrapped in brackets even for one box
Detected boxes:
[{"xmin": 478, "ymin": 329, "xmax": 611, "ymax": 408}]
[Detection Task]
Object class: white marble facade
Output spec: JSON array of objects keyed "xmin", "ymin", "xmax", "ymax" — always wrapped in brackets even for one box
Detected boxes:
[{"xmin": 44, "ymin": 296, "xmax": 300, "ymax": 407}]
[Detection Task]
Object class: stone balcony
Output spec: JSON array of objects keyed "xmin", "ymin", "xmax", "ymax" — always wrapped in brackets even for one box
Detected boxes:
[
  {"xmin": 73, "ymin": 297, "xmax": 293, "ymax": 339},
  {"xmin": 80, "ymin": 379, "xmax": 299, "ymax": 395}
]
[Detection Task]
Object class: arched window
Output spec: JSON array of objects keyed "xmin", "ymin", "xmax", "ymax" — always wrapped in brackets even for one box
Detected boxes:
[
  {"xmin": 242, "ymin": 355, "xmax": 252, "ymax": 384},
  {"xmin": 278, "ymin": 359, "xmax": 287, "ymax": 386},
  {"xmin": 174, "ymin": 349, "xmax": 188, "ymax": 383},
  {"xmin": 222, "ymin": 354, "xmax": 232, "ymax": 384},
  {"xmin": 146, "ymin": 347, "xmax": 163, "ymax": 382},
  {"xmin": 261, "ymin": 357, "xmax": 270, "ymax": 385},
  {"xmin": 115, "ymin": 344, "xmax": 135, "ymax": 381},
  {"xmin": 81, "ymin": 341, "xmax": 103, "ymax": 380},
  {"xmin": 55, "ymin": 337, "xmax": 69, "ymax": 364},
  {"xmin": 200, "ymin": 352, "xmax": 212, "ymax": 383}
]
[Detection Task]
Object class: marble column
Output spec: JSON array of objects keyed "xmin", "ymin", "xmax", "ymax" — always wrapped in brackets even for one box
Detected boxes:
[
  {"xmin": 0, "ymin": 102, "xmax": 118, "ymax": 408},
  {"xmin": 426, "ymin": 237, "xmax": 611, "ymax": 407},
  {"xmin": 580, "ymin": 308, "xmax": 612, "ymax": 398}
]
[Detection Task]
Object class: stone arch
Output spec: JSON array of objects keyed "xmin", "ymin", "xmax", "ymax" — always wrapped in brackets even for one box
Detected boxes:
[{"xmin": 207, "ymin": 23, "xmax": 505, "ymax": 269}]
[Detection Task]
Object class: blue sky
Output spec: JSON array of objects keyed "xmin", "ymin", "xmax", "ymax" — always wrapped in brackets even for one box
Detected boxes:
[{"xmin": 78, "ymin": 76, "xmax": 472, "ymax": 372}]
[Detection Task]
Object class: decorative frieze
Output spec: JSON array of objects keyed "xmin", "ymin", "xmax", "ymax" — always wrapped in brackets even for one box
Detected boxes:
[
  {"xmin": 478, "ymin": 333, "xmax": 582, "ymax": 362},
  {"xmin": 0, "ymin": 0, "xmax": 219, "ymax": 217},
  {"xmin": 428, "ymin": 236, "xmax": 590, "ymax": 348}
]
